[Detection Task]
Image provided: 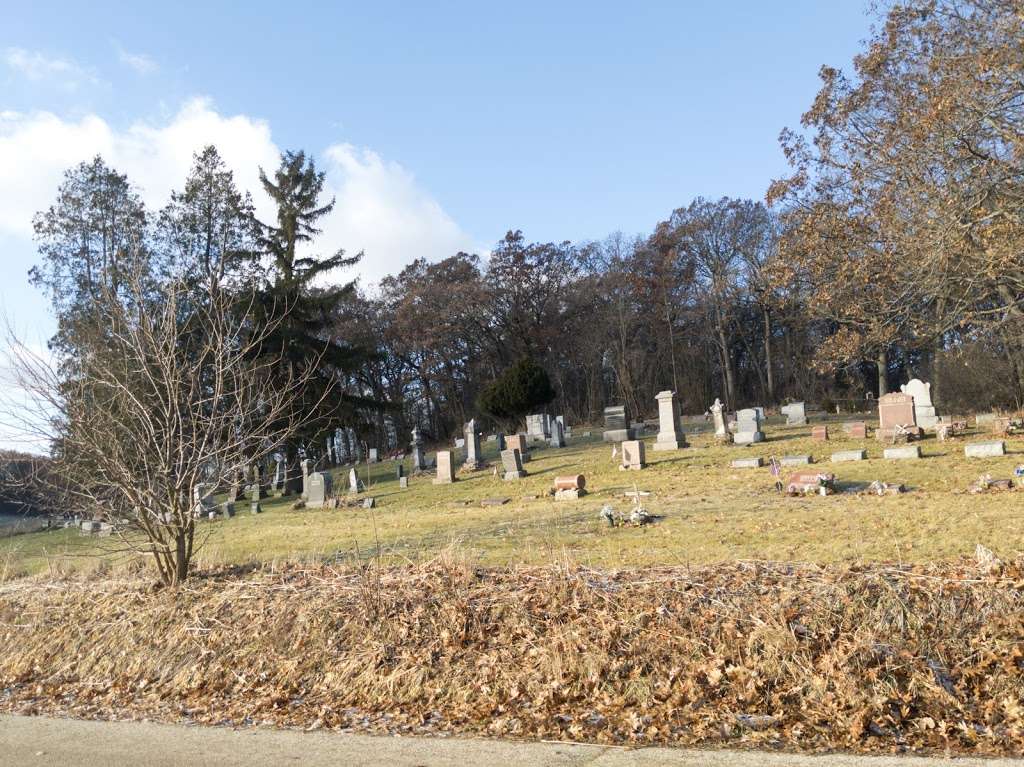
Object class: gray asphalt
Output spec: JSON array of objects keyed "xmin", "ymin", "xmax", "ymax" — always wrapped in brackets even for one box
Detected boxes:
[{"xmin": 1, "ymin": 715, "xmax": 1021, "ymax": 766}]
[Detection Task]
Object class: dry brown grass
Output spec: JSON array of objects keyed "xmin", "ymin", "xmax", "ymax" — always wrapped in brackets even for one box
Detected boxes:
[{"xmin": 2, "ymin": 555, "xmax": 1024, "ymax": 756}]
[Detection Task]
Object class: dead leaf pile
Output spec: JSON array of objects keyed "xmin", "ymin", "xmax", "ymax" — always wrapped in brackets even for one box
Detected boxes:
[{"xmin": 2, "ymin": 558, "xmax": 1024, "ymax": 755}]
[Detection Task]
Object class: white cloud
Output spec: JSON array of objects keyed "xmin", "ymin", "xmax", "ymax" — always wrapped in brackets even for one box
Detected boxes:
[
  {"xmin": 115, "ymin": 45, "xmax": 158, "ymax": 75},
  {"xmin": 4, "ymin": 47, "xmax": 101, "ymax": 89},
  {"xmin": 0, "ymin": 97, "xmax": 474, "ymax": 289},
  {"xmin": 320, "ymin": 144, "xmax": 475, "ymax": 285}
]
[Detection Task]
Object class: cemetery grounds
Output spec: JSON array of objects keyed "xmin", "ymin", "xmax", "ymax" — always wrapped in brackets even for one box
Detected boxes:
[{"xmin": 3, "ymin": 414, "xmax": 1024, "ymax": 756}]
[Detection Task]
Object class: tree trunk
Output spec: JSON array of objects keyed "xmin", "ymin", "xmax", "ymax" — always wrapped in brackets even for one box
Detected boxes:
[
  {"xmin": 763, "ymin": 306, "xmax": 775, "ymax": 404},
  {"xmin": 717, "ymin": 316, "xmax": 736, "ymax": 409},
  {"xmin": 174, "ymin": 532, "xmax": 189, "ymax": 585},
  {"xmin": 877, "ymin": 348, "xmax": 889, "ymax": 396}
]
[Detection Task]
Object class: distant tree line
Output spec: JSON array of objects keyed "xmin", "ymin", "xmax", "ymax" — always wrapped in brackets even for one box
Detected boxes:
[{"xmin": 24, "ymin": 0, "xmax": 1024, "ymax": 454}]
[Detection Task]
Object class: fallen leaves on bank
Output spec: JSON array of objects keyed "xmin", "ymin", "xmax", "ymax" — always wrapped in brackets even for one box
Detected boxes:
[{"xmin": 1, "ymin": 556, "xmax": 1024, "ymax": 756}]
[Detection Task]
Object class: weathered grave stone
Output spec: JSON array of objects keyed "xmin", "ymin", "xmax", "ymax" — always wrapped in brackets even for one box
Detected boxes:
[
  {"xmin": 526, "ymin": 414, "xmax": 547, "ymax": 442},
  {"xmin": 731, "ymin": 457, "xmax": 763, "ymax": 468},
  {"xmin": 901, "ymin": 378, "xmax": 939, "ymax": 430},
  {"xmin": 399, "ymin": 476, "xmax": 409, "ymax": 489},
  {"xmin": 463, "ymin": 419, "xmax": 484, "ymax": 469},
  {"xmin": 410, "ymin": 426, "xmax": 427, "ymax": 472},
  {"xmin": 220, "ymin": 502, "xmax": 236, "ymax": 518},
  {"xmin": 192, "ymin": 483, "xmax": 216, "ymax": 518},
  {"xmin": 300, "ymin": 459, "xmax": 312, "ymax": 499},
  {"xmin": 506, "ymin": 433, "xmax": 530, "ymax": 462},
  {"xmin": 842, "ymin": 421, "xmax": 868, "ymax": 439},
  {"xmin": 325, "ymin": 436, "xmax": 335, "ymax": 465},
  {"xmin": 501, "ymin": 448, "xmax": 528, "ymax": 480},
  {"xmin": 831, "ymin": 450, "xmax": 867, "ymax": 462},
  {"xmin": 734, "ymin": 408, "xmax": 765, "ymax": 445},
  {"xmin": 602, "ymin": 405, "xmax": 636, "ymax": 442},
  {"xmin": 368, "ymin": 448, "xmax": 379, "ymax": 463},
  {"xmin": 486, "ymin": 434, "xmax": 497, "ymax": 442},
  {"xmin": 884, "ymin": 445, "xmax": 921, "ymax": 460},
  {"xmin": 653, "ymin": 390, "xmax": 687, "ymax": 450},
  {"xmin": 780, "ymin": 455, "xmax": 812, "ymax": 466},
  {"xmin": 362, "ymin": 497, "xmax": 375, "ymax": 509},
  {"xmin": 811, "ymin": 425, "xmax": 829, "ymax": 442},
  {"xmin": 306, "ymin": 472, "xmax": 333, "ymax": 508},
  {"xmin": 785, "ymin": 471, "xmax": 836, "ymax": 496},
  {"xmin": 481, "ymin": 497, "xmax": 510, "ymax": 506},
  {"xmin": 620, "ymin": 440, "xmax": 646, "ymax": 470},
  {"xmin": 781, "ymin": 401, "xmax": 807, "ymax": 426},
  {"xmin": 553, "ymin": 474, "xmax": 586, "ymax": 500},
  {"xmin": 975, "ymin": 413, "xmax": 997, "ymax": 426},
  {"xmin": 348, "ymin": 468, "xmax": 365, "ymax": 493},
  {"xmin": 434, "ymin": 451, "xmax": 456, "ymax": 484},
  {"xmin": 455, "ymin": 438, "xmax": 465, "ymax": 448},
  {"xmin": 496, "ymin": 432, "xmax": 506, "ymax": 451},
  {"xmin": 711, "ymin": 398, "xmax": 731, "ymax": 442},
  {"xmin": 877, "ymin": 393, "xmax": 921, "ymax": 441},
  {"xmin": 965, "ymin": 440, "xmax": 1006, "ymax": 458},
  {"xmin": 349, "ymin": 428, "xmax": 363, "ymax": 463},
  {"xmin": 549, "ymin": 419, "xmax": 566, "ymax": 448}
]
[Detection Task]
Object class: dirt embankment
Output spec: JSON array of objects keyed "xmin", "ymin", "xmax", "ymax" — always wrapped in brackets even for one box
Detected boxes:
[{"xmin": 1, "ymin": 558, "xmax": 1023, "ymax": 756}]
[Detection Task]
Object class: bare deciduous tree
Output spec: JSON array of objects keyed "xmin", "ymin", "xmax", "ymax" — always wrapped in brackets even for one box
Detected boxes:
[{"xmin": 4, "ymin": 270, "xmax": 326, "ymax": 586}]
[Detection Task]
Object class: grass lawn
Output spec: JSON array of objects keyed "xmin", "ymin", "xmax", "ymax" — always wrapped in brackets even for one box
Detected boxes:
[{"xmin": 3, "ymin": 417, "xmax": 1023, "ymax": 578}]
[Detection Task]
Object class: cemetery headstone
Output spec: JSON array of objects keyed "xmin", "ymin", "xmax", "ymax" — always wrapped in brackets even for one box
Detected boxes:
[
  {"xmin": 399, "ymin": 476, "xmax": 409, "ymax": 489},
  {"xmin": 884, "ymin": 445, "xmax": 922, "ymax": 460},
  {"xmin": 653, "ymin": 390, "xmax": 687, "ymax": 450},
  {"xmin": 368, "ymin": 448, "xmax": 379, "ymax": 463},
  {"xmin": 780, "ymin": 454, "xmax": 813, "ymax": 466},
  {"xmin": 877, "ymin": 393, "xmax": 921, "ymax": 441},
  {"xmin": 780, "ymin": 401, "xmax": 807, "ymax": 425},
  {"xmin": 731, "ymin": 457, "xmax": 763, "ymax": 468},
  {"xmin": 526, "ymin": 414, "xmax": 546, "ymax": 442},
  {"xmin": 711, "ymin": 398, "xmax": 731, "ymax": 442},
  {"xmin": 734, "ymin": 408, "xmax": 765, "ymax": 444},
  {"xmin": 300, "ymin": 459, "xmax": 312, "ymax": 499},
  {"xmin": 506, "ymin": 433, "xmax": 530, "ymax": 462},
  {"xmin": 811, "ymin": 425, "xmax": 829, "ymax": 442},
  {"xmin": 965, "ymin": 440, "xmax": 1006, "ymax": 458},
  {"xmin": 463, "ymin": 419, "xmax": 484, "ymax": 469},
  {"xmin": 348, "ymin": 467, "xmax": 365, "ymax": 493},
  {"xmin": 306, "ymin": 471, "xmax": 333, "ymax": 508},
  {"xmin": 496, "ymin": 432, "xmax": 506, "ymax": 451},
  {"xmin": 901, "ymin": 378, "xmax": 939, "ymax": 430},
  {"xmin": 842, "ymin": 421, "xmax": 868, "ymax": 439},
  {"xmin": 620, "ymin": 439, "xmax": 646, "ymax": 470},
  {"xmin": 501, "ymin": 448, "xmax": 528, "ymax": 480},
  {"xmin": 433, "ymin": 450, "xmax": 456, "ymax": 484},
  {"xmin": 831, "ymin": 450, "xmax": 867, "ymax": 462},
  {"xmin": 553, "ymin": 474, "xmax": 586, "ymax": 500},
  {"xmin": 602, "ymin": 405, "xmax": 636, "ymax": 442},
  {"xmin": 549, "ymin": 419, "xmax": 566, "ymax": 448},
  {"xmin": 410, "ymin": 427, "xmax": 427, "ymax": 472}
]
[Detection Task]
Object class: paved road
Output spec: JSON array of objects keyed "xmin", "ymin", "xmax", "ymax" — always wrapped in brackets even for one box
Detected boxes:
[{"xmin": 2, "ymin": 715, "xmax": 1021, "ymax": 766}]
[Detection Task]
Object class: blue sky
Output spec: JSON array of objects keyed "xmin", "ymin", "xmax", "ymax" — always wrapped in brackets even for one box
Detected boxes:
[{"xmin": 1, "ymin": 1, "xmax": 874, "ymax": 343}]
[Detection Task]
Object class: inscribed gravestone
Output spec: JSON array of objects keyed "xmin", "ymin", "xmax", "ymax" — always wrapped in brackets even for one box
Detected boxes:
[
  {"xmin": 434, "ymin": 450, "xmax": 456, "ymax": 484},
  {"xmin": 307, "ymin": 472, "xmax": 333, "ymax": 508},
  {"xmin": 900, "ymin": 378, "xmax": 938, "ymax": 429},
  {"xmin": 501, "ymin": 448, "xmax": 527, "ymax": 480},
  {"xmin": 652, "ymin": 390, "xmax": 686, "ymax": 451},
  {"xmin": 464, "ymin": 419, "xmax": 484, "ymax": 469},
  {"xmin": 506, "ymin": 433, "xmax": 530, "ymax": 462},
  {"xmin": 621, "ymin": 440, "xmax": 646, "ymax": 470},
  {"xmin": 734, "ymin": 408, "xmax": 764, "ymax": 445}
]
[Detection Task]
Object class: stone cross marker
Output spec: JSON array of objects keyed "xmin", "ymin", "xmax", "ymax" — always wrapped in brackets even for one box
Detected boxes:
[
  {"xmin": 653, "ymin": 390, "xmax": 686, "ymax": 450},
  {"xmin": 463, "ymin": 419, "xmax": 483, "ymax": 469},
  {"xmin": 433, "ymin": 450, "xmax": 456, "ymax": 484},
  {"xmin": 501, "ymin": 448, "xmax": 528, "ymax": 480},
  {"xmin": 307, "ymin": 472, "xmax": 333, "ymax": 508},
  {"xmin": 733, "ymin": 408, "xmax": 765, "ymax": 444}
]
